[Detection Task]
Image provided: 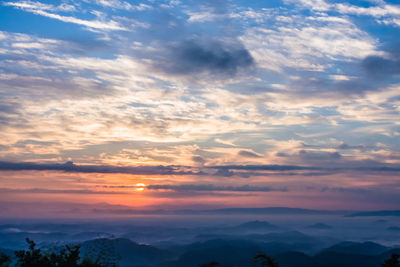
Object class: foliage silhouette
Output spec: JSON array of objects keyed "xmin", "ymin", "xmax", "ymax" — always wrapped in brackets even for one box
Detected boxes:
[
  {"xmin": 0, "ymin": 254, "xmax": 10, "ymax": 267},
  {"xmin": 254, "ymin": 253, "xmax": 279, "ymax": 267},
  {"xmin": 14, "ymin": 238, "xmax": 111, "ymax": 267},
  {"xmin": 382, "ymin": 254, "xmax": 400, "ymax": 267}
]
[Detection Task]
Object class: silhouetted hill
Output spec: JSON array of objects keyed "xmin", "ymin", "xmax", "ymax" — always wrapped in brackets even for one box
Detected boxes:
[
  {"xmin": 160, "ymin": 240, "xmax": 400, "ymax": 267},
  {"xmin": 306, "ymin": 223, "xmax": 332, "ymax": 230},
  {"xmin": 0, "ymin": 231, "xmax": 69, "ymax": 250},
  {"xmin": 248, "ymin": 231, "xmax": 336, "ymax": 246},
  {"xmin": 313, "ymin": 251, "xmax": 381, "ymax": 267},
  {"xmin": 0, "ymin": 247, "xmax": 13, "ymax": 257},
  {"xmin": 275, "ymin": 251, "xmax": 316, "ymax": 267},
  {"xmin": 187, "ymin": 207, "xmax": 344, "ymax": 215},
  {"xmin": 3, "ymin": 235, "xmax": 400, "ymax": 267},
  {"xmin": 160, "ymin": 240, "xmax": 262, "ymax": 267},
  {"xmin": 322, "ymin": 241, "xmax": 389, "ymax": 255},
  {"xmin": 193, "ymin": 230, "xmax": 338, "ymax": 254},
  {"xmin": 235, "ymin": 221, "xmax": 278, "ymax": 231},
  {"xmin": 347, "ymin": 210, "xmax": 400, "ymax": 217},
  {"xmin": 173, "ymin": 237, "xmax": 322, "ymax": 257},
  {"xmin": 80, "ymin": 238, "xmax": 172, "ymax": 267}
]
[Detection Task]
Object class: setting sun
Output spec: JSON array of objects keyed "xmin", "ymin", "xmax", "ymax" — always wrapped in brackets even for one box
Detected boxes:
[{"xmin": 135, "ymin": 183, "xmax": 146, "ymax": 192}]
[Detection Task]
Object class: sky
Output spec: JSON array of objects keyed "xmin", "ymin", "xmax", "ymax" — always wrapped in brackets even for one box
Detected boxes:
[{"xmin": 0, "ymin": 0, "xmax": 399, "ymax": 218}]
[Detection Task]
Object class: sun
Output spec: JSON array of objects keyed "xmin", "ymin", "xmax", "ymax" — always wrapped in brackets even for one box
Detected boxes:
[{"xmin": 135, "ymin": 183, "xmax": 146, "ymax": 192}]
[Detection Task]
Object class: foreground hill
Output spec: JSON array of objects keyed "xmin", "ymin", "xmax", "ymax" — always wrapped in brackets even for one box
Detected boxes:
[
  {"xmin": 162, "ymin": 240, "xmax": 400, "ymax": 267},
  {"xmin": 321, "ymin": 241, "xmax": 389, "ymax": 255},
  {"xmin": 80, "ymin": 238, "xmax": 173, "ymax": 267},
  {"xmin": 1, "ymin": 237, "xmax": 399, "ymax": 267}
]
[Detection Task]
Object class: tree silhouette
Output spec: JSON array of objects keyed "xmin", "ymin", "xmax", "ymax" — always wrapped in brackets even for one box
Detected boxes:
[
  {"xmin": 382, "ymin": 254, "xmax": 400, "ymax": 267},
  {"xmin": 254, "ymin": 252, "xmax": 279, "ymax": 267},
  {"xmin": 0, "ymin": 254, "xmax": 10, "ymax": 267},
  {"xmin": 14, "ymin": 238, "xmax": 108, "ymax": 267},
  {"xmin": 15, "ymin": 238, "xmax": 52, "ymax": 267}
]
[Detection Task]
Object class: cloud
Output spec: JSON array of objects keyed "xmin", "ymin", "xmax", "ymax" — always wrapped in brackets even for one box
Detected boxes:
[
  {"xmin": 336, "ymin": 143, "xmax": 368, "ymax": 150},
  {"xmin": 334, "ymin": 3, "xmax": 400, "ymax": 18},
  {"xmin": 192, "ymin": 156, "xmax": 206, "ymax": 164},
  {"xmin": 298, "ymin": 150, "xmax": 342, "ymax": 160},
  {"xmin": 0, "ymin": 161, "xmax": 197, "ymax": 175},
  {"xmin": 146, "ymin": 184, "xmax": 287, "ymax": 192},
  {"xmin": 0, "ymin": 187, "xmax": 123, "ymax": 194},
  {"xmin": 320, "ymin": 186, "xmax": 368, "ymax": 194},
  {"xmin": 3, "ymin": 1, "xmax": 76, "ymax": 12},
  {"xmin": 0, "ymin": 158, "xmax": 399, "ymax": 179},
  {"xmin": 289, "ymin": 0, "xmax": 400, "ymax": 28},
  {"xmin": 240, "ymin": 15, "xmax": 378, "ymax": 73},
  {"xmin": 238, "ymin": 150, "xmax": 262, "ymax": 158},
  {"xmin": 3, "ymin": 1, "xmax": 126, "ymax": 31},
  {"xmin": 94, "ymin": 0, "xmax": 152, "ymax": 11},
  {"xmin": 362, "ymin": 53, "xmax": 400, "ymax": 78},
  {"xmin": 155, "ymin": 38, "xmax": 254, "ymax": 77},
  {"xmin": 209, "ymin": 164, "xmax": 318, "ymax": 171}
]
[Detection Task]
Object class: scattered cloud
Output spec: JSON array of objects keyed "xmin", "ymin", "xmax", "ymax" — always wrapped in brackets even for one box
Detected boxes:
[
  {"xmin": 154, "ymin": 38, "xmax": 254, "ymax": 77},
  {"xmin": 0, "ymin": 161, "xmax": 197, "ymax": 175},
  {"xmin": 238, "ymin": 150, "xmax": 263, "ymax": 158},
  {"xmin": 146, "ymin": 184, "xmax": 287, "ymax": 192},
  {"xmin": 0, "ymin": 0, "xmax": 399, "ymax": 209},
  {"xmin": 3, "ymin": 1, "xmax": 127, "ymax": 31}
]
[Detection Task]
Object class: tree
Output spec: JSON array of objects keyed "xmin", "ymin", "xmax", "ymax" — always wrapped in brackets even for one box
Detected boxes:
[
  {"xmin": 0, "ymin": 254, "xmax": 10, "ymax": 267},
  {"xmin": 382, "ymin": 254, "xmax": 400, "ymax": 267},
  {"xmin": 14, "ymin": 238, "xmax": 109, "ymax": 267},
  {"xmin": 254, "ymin": 253, "xmax": 279, "ymax": 267},
  {"xmin": 15, "ymin": 238, "xmax": 51, "ymax": 267},
  {"xmin": 48, "ymin": 245, "xmax": 81, "ymax": 267}
]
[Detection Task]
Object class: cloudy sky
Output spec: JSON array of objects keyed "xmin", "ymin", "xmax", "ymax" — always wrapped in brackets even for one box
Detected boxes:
[{"xmin": 0, "ymin": 0, "xmax": 399, "ymax": 217}]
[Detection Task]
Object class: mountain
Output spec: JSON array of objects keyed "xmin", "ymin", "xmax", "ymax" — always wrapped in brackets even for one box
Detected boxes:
[
  {"xmin": 0, "ymin": 231, "xmax": 69, "ymax": 250},
  {"xmin": 347, "ymin": 210, "xmax": 400, "ymax": 217},
  {"xmin": 306, "ymin": 223, "xmax": 332, "ymax": 230},
  {"xmin": 235, "ymin": 221, "xmax": 278, "ymax": 231},
  {"xmin": 80, "ymin": 238, "xmax": 172, "ymax": 267},
  {"xmin": 0, "ymin": 247, "xmax": 13, "ymax": 257},
  {"xmin": 313, "ymin": 251, "xmax": 383, "ymax": 267},
  {"xmin": 160, "ymin": 239, "xmax": 265, "ymax": 267},
  {"xmin": 3, "ymin": 235, "xmax": 400, "ymax": 267},
  {"xmin": 275, "ymin": 251, "xmax": 316, "ymax": 267},
  {"xmin": 161, "ymin": 239, "xmax": 400, "ymax": 267},
  {"xmin": 181, "ymin": 207, "xmax": 345, "ymax": 215},
  {"xmin": 321, "ymin": 241, "xmax": 389, "ymax": 255},
  {"xmin": 193, "ymin": 230, "xmax": 339, "ymax": 254}
]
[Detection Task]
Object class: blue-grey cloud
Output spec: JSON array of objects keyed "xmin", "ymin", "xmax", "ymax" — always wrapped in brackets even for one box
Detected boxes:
[
  {"xmin": 238, "ymin": 150, "xmax": 262, "ymax": 158},
  {"xmin": 336, "ymin": 143, "xmax": 368, "ymax": 150},
  {"xmin": 362, "ymin": 47, "xmax": 400, "ymax": 78},
  {"xmin": 0, "ymin": 161, "xmax": 196, "ymax": 175},
  {"xmin": 192, "ymin": 156, "xmax": 206, "ymax": 164},
  {"xmin": 146, "ymin": 184, "xmax": 287, "ymax": 192},
  {"xmin": 156, "ymin": 38, "xmax": 254, "ymax": 76},
  {"xmin": 209, "ymin": 164, "xmax": 319, "ymax": 171},
  {"xmin": 298, "ymin": 150, "xmax": 342, "ymax": 160},
  {"xmin": 320, "ymin": 186, "xmax": 368, "ymax": 194},
  {"xmin": 0, "ymin": 188, "xmax": 124, "ymax": 194},
  {"xmin": 0, "ymin": 161, "xmax": 399, "ymax": 177}
]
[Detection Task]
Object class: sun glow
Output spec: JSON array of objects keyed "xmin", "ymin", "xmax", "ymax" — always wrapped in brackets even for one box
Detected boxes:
[{"xmin": 135, "ymin": 183, "xmax": 146, "ymax": 192}]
